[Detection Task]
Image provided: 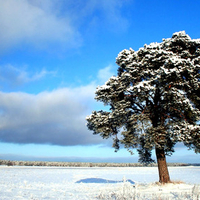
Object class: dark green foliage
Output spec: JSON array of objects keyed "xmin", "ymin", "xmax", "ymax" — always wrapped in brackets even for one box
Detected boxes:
[{"xmin": 137, "ymin": 137, "xmax": 155, "ymax": 165}]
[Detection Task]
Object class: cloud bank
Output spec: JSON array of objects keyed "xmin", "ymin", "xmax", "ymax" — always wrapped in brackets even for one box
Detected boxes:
[
  {"xmin": 0, "ymin": 65, "xmax": 115, "ymax": 146},
  {"xmin": 0, "ymin": 85, "xmax": 100, "ymax": 146}
]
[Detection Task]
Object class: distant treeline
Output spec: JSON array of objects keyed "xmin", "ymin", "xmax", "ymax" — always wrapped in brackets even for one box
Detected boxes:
[{"xmin": 0, "ymin": 160, "xmax": 199, "ymax": 167}]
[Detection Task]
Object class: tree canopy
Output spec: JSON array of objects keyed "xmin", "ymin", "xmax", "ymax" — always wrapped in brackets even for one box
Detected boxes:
[{"xmin": 86, "ymin": 31, "xmax": 200, "ymax": 182}]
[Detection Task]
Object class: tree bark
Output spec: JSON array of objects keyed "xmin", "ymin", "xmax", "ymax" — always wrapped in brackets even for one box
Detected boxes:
[{"xmin": 155, "ymin": 147, "xmax": 171, "ymax": 183}]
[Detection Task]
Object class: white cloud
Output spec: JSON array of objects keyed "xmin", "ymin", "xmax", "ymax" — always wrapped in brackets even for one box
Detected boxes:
[
  {"xmin": 0, "ymin": 65, "xmax": 56, "ymax": 87},
  {"xmin": 0, "ymin": 0, "xmax": 129, "ymax": 53},
  {"xmin": 97, "ymin": 65, "xmax": 116, "ymax": 84},
  {"xmin": 0, "ymin": 0, "xmax": 80, "ymax": 52},
  {"xmin": 0, "ymin": 84, "xmax": 102, "ymax": 146},
  {"xmin": 66, "ymin": 0, "xmax": 129, "ymax": 31},
  {"xmin": 97, "ymin": 0, "xmax": 129, "ymax": 31}
]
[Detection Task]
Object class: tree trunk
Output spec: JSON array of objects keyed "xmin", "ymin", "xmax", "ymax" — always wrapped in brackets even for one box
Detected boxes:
[{"xmin": 155, "ymin": 147, "xmax": 171, "ymax": 183}]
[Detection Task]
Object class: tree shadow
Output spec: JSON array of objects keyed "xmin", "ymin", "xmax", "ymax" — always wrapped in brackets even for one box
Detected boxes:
[{"xmin": 76, "ymin": 178, "xmax": 135, "ymax": 184}]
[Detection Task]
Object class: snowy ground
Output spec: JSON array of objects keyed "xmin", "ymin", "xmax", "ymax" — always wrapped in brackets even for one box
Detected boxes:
[{"xmin": 0, "ymin": 166, "xmax": 199, "ymax": 199}]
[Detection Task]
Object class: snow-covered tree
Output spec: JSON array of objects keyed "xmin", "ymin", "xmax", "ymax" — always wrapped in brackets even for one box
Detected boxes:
[{"xmin": 86, "ymin": 31, "xmax": 200, "ymax": 183}]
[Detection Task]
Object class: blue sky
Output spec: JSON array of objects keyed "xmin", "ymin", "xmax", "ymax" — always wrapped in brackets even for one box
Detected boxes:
[{"xmin": 0, "ymin": 0, "xmax": 199, "ymax": 163}]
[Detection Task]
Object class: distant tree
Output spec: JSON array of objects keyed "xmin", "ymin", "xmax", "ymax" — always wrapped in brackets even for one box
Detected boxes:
[
  {"xmin": 7, "ymin": 160, "xmax": 14, "ymax": 166},
  {"xmin": 86, "ymin": 31, "xmax": 200, "ymax": 183}
]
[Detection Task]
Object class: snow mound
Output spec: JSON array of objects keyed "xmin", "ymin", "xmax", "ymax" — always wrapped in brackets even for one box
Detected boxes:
[{"xmin": 76, "ymin": 177, "xmax": 135, "ymax": 184}]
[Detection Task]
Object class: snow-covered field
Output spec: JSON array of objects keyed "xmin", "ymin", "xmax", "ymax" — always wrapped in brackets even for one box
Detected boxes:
[{"xmin": 0, "ymin": 166, "xmax": 199, "ymax": 199}]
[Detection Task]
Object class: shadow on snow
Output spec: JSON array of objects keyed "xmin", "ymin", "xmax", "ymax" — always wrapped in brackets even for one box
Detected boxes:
[{"xmin": 76, "ymin": 178, "xmax": 135, "ymax": 184}]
